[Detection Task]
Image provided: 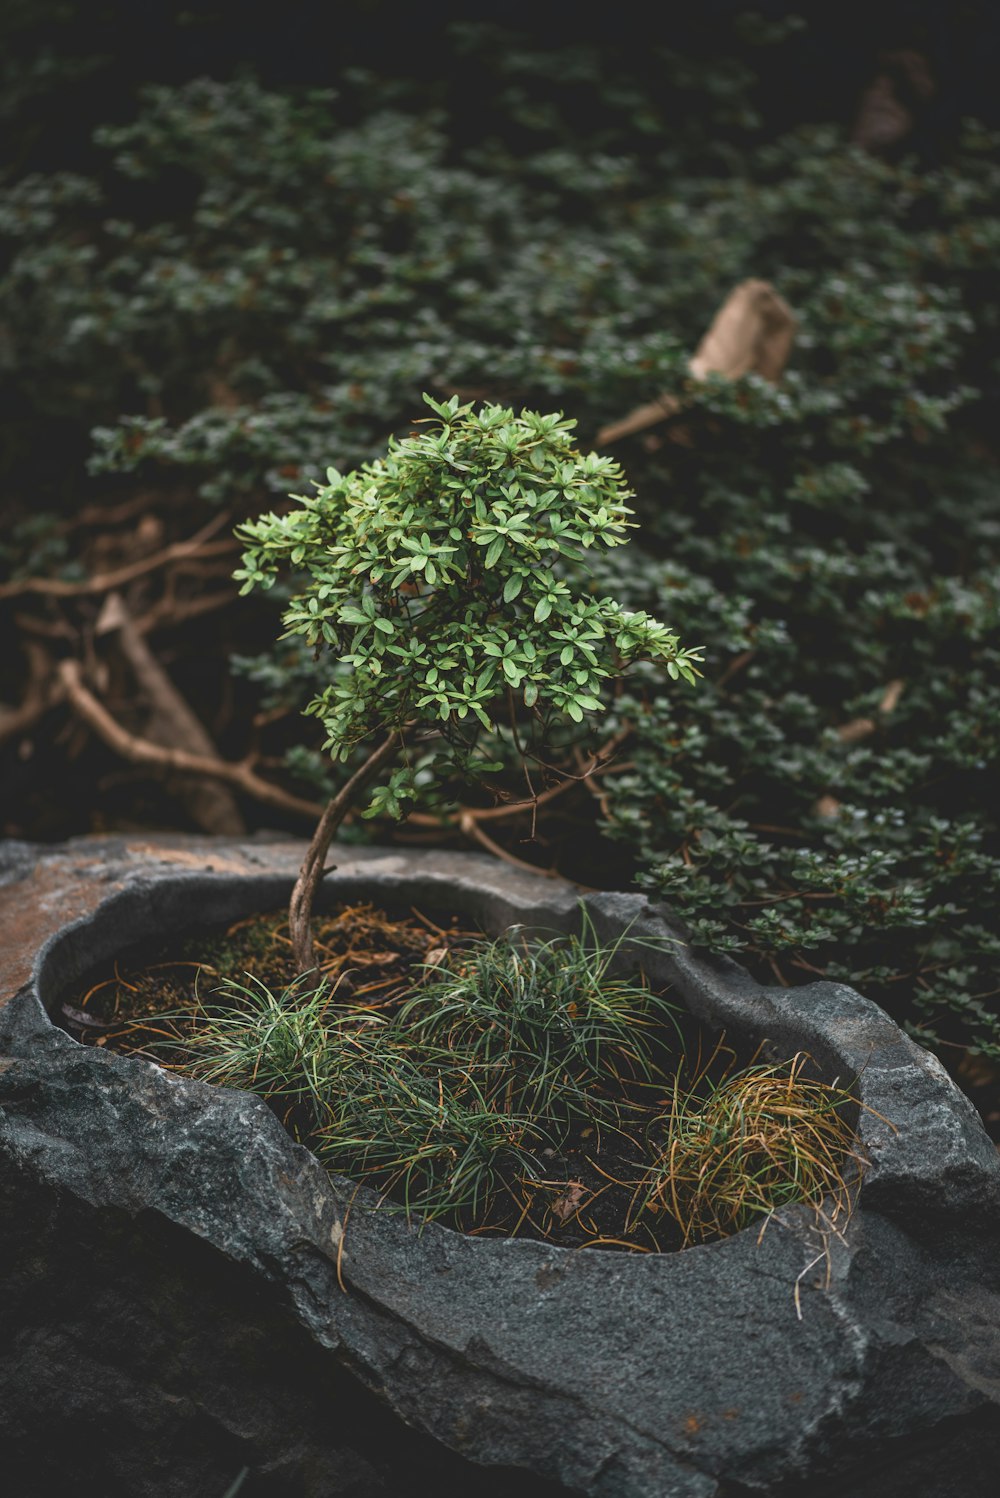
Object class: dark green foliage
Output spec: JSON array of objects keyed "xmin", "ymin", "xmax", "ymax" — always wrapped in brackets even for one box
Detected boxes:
[
  {"xmin": 234, "ymin": 397, "xmax": 700, "ymax": 796},
  {"xmin": 3, "ymin": 19, "xmax": 1000, "ymax": 1069},
  {"xmin": 597, "ymin": 550, "xmax": 1000, "ymax": 1059}
]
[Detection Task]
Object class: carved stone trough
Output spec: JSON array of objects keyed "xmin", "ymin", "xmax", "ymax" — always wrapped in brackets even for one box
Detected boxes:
[{"xmin": 2, "ymin": 835, "xmax": 999, "ymax": 1497}]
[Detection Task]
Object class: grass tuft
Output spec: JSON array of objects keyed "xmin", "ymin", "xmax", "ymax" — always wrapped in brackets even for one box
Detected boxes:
[{"xmin": 636, "ymin": 1048, "xmax": 861, "ymax": 1247}]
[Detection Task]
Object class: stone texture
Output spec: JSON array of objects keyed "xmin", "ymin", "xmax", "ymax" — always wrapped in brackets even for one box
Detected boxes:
[{"xmin": 2, "ymin": 835, "xmax": 999, "ymax": 1497}]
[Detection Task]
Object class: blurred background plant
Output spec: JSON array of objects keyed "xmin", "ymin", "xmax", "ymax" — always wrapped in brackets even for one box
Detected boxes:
[{"xmin": 2, "ymin": 2, "xmax": 999, "ymax": 1111}]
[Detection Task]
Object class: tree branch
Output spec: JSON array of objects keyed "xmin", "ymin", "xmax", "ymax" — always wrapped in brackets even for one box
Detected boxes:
[
  {"xmin": 405, "ymin": 729, "xmax": 631, "ymax": 828},
  {"xmin": 0, "ymin": 515, "xmax": 237, "ymax": 600},
  {"xmin": 458, "ymin": 812, "xmax": 562, "ymax": 880},
  {"xmin": 596, "ymin": 279, "xmax": 796, "ymax": 446},
  {"xmin": 97, "ymin": 592, "xmax": 246, "ymax": 835},
  {"xmin": 0, "ymin": 643, "xmax": 61, "ymax": 747},
  {"xmin": 58, "ymin": 658, "xmax": 323, "ymax": 820}
]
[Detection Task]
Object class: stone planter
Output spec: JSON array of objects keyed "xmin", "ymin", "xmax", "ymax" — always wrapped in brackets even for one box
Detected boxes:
[{"xmin": 2, "ymin": 834, "xmax": 999, "ymax": 1498}]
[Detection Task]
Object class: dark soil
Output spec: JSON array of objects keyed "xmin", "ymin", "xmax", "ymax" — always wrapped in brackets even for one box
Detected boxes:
[
  {"xmin": 63, "ymin": 900, "xmax": 475, "ymax": 1033},
  {"xmin": 61, "ymin": 902, "xmax": 840, "ymax": 1255}
]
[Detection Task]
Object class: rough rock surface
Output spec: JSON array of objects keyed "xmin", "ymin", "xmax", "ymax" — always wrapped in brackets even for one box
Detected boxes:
[{"xmin": 1, "ymin": 835, "xmax": 999, "ymax": 1497}]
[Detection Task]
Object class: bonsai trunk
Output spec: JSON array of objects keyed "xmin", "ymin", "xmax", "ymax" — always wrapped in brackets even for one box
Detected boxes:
[{"xmin": 289, "ymin": 733, "xmax": 400, "ymax": 972}]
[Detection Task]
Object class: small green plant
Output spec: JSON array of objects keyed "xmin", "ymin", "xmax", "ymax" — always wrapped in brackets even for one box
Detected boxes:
[
  {"xmin": 313, "ymin": 927, "xmax": 681, "ymax": 1227},
  {"xmin": 172, "ymin": 969, "xmax": 347, "ymax": 1116},
  {"xmin": 234, "ymin": 396, "xmax": 702, "ymax": 968}
]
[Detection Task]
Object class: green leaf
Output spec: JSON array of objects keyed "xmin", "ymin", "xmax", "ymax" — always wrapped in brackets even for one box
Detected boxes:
[{"xmin": 235, "ymin": 396, "xmax": 693, "ymax": 819}]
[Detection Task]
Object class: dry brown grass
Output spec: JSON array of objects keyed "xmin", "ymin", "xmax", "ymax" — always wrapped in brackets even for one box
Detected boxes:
[{"xmin": 634, "ymin": 1047, "xmax": 863, "ymax": 1248}]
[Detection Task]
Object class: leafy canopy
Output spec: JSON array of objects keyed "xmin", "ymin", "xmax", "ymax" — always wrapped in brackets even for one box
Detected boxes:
[{"xmin": 235, "ymin": 395, "xmax": 701, "ymax": 781}]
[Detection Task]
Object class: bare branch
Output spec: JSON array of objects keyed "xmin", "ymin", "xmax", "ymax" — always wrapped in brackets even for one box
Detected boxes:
[
  {"xmin": 405, "ymin": 729, "xmax": 631, "ymax": 829},
  {"xmin": 97, "ymin": 592, "xmax": 246, "ymax": 835},
  {"xmin": 132, "ymin": 589, "xmax": 236, "ymax": 635},
  {"xmin": 0, "ymin": 514, "xmax": 237, "ymax": 601},
  {"xmin": 0, "ymin": 643, "xmax": 61, "ymax": 747},
  {"xmin": 58, "ymin": 657, "xmax": 323, "ymax": 820},
  {"xmin": 458, "ymin": 812, "xmax": 562, "ymax": 880}
]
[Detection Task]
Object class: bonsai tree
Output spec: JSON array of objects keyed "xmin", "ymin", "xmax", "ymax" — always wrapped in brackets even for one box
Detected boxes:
[{"xmin": 235, "ymin": 395, "xmax": 702, "ymax": 970}]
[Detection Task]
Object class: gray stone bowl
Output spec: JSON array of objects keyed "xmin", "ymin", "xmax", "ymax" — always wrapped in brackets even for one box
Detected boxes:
[{"xmin": 2, "ymin": 835, "xmax": 999, "ymax": 1498}]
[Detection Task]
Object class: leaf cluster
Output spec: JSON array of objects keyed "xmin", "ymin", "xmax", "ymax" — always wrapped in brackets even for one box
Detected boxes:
[{"xmin": 234, "ymin": 396, "xmax": 700, "ymax": 759}]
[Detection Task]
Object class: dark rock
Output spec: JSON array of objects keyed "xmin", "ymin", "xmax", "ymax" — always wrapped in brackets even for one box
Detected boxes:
[{"xmin": 1, "ymin": 835, "xmax": 999, "ymax": 1497}]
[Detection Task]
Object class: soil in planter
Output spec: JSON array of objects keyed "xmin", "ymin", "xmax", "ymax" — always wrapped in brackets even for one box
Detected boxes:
[
  {"xmin": 60, "ymin": 903, "xmax": 859, "ymax": 1256},
  {"xmin": 61, "ymin": 900, "xmax": 472, "ymax": 1040}
]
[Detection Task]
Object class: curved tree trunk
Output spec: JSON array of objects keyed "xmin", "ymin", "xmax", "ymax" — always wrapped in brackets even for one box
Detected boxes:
[{"xmin": 289, "ymin": 733, "xmax": 400, "ymax": 972}]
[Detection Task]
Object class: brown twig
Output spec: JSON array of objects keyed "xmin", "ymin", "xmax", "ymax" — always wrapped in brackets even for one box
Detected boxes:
[
  {"xmin": 14, "ymin": 555, "xmax": 237, "ymax": 674},
  {"xmin": 0, "ymin": 642, "xmax": 62, "ymax": 747},
  {"xmin": 571, "ymin": 726, "xmax": 638, "ymax": 820},
  {"xmin": 576, "ymin": 755, "xmax": 613, "ymax": 820},
  {"xmin": 77, "ymin": 494, "xmax": 156, "ymax": 530},
  {"xmin": 766, "ymin": 956, "xmax": 791, "ymax": 988},
  {"xmin": 405, "ymin": 775, "xmax": 575, "ymax": 829},
  {"xmin": 0, "ymin": 514, "xmax": 237, "ymax": 601},
  {"xmin": 131, "ymin": 589, "xmax": 236, "ymax": 635},
  {"xmin": 458, "ymin": 812, "xmax": 562, "ymax": 880},
  {"xmin": 14, "ymin": 612, "xmax": 78, "ymax": 643},
  {"xmin": 519, "ymin": 722, "xmax": 633, "ymax": 782},
  {"xmin": 788, "ymin": 954, "xmax": 832, "ymax": 978},
  {"xmin": 97, "ymin": 592, "xmax": 246, "ymax": 835},
  {"xmin": 58, "ymin": 657, "xmax": 323, "ymax": 820},
  {"xmin": 405, "ymin": 728, "xmax": 632, "ymax": 830},
  {"xmin": 715, "ymin": 648, "xmax": 756, "ymax": 691},
  {"xmin": 252, "ymin": 703, "xmax": 296, "ymax": 731}
]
